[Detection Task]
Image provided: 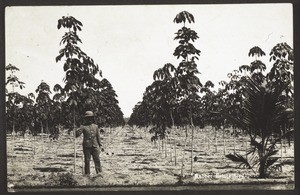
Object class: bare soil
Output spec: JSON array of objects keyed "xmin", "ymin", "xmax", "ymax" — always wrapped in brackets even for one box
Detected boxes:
[{"xmin": 7, "ymin": 126, "xmax": 294, "ymax": 191}]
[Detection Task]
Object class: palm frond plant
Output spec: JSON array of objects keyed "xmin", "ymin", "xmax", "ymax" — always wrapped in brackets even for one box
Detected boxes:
[{"xmin": 225, "ymin": 76, "xmax": 293, "ymax": 178}]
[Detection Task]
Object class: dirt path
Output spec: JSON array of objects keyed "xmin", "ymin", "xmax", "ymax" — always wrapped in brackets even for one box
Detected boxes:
[{"xmin": 99, "ymin": 126, "xmax": 179, "ymax": 185}]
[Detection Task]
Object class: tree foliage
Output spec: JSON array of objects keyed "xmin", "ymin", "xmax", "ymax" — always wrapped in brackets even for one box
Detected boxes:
[
  {"xmin": 129, "ymin": 11, "xmax": 202, "ymax": 140},
  {"xmin": 55, "ymin": 15, "xmax": 124, "ymax": 129},
  {"xmin": 5, "ymin": 16, "xmax": 124, "ymax": 137}
]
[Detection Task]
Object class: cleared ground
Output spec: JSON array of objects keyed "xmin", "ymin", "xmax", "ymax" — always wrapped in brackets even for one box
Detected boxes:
[{"xmin": 7, "ymin": 125, "xmax": 294, "ymax": 191}]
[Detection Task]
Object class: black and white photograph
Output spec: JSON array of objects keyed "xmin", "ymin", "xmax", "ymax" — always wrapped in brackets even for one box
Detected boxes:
[{"xmin": 4, "ymin": 3, "xmax": 294, "ymax": 192}]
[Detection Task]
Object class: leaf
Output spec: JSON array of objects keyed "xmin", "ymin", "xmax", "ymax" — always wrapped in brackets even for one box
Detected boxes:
[
  {"xmin": 190, "ymin": 14, "xmax": 195, "ymax": 23},
  {"xmin": 225, "ymin": 153, "xmax": 252, "ymax": 169},
  {"xmin": 63, "ymin": 63, "xmax": 70, "ymax": 71},
  {"xmin": 250, "ymin": 139, "xmax": 263, "ymax": 151},
  {"xmin": 153, "ymin": 70, "xmax": 160, "ymax": 80},
  {"xmin": 56, "ymin": 52, "xmax": 64, "ymax": 62},
  {"xmin": 57, "ymin": 19, "xmax": 62, "ymax": 29},
  {"xmin": 74, "ymin": 18, "xmax": 83, "ymax": 26},
  {"xmin": 5, "ymin": 64, "xmax": 20, "ymax": 71},
  {"xmin": 266, "ymin": 157, "xmax": 279, "ymax": 169},
  {"xmin": 173, "ymin": 11, "xmax": 195, "ymax": 24},
  {"xmin": 248, "ymin": 46, "xmax": 266, "ymax": 57}
]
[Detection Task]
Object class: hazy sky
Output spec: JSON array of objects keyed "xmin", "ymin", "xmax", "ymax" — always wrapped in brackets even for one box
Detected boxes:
[{"xmin": 5, "ymin": 4, "xmax": 293, "ymax": 117}]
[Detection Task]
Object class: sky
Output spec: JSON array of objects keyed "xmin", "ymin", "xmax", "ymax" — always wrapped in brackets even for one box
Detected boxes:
[{"xmin": 5, "ymin": 4, "xmax": 293, "ymax": 117}]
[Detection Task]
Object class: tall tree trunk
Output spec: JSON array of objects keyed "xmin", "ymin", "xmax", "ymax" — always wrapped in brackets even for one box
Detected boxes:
[
  {"xmin": 165, "ymin": 136, "xmax": 168, "ymax": 158},
  {"xmin": 46, "ymin": 120, "xmax": 49, "ymax": 135},
  {"xmin": 158, "ymin": 138, "xmax": 160, "ymax": 151},
  {"xmin": 206, "ymin": 128, "xmax": 209, "ymax": 151},
  {"xmin": 174, "ymin": 136, "xmax": 177, "ymax": 166},
  {"xmin": 41, "ymin": 121, "xmax": 44, "ymax": 152},
  {"xmin": 12, "ymin": 85, "xmax": 16, "ymax": 163},
  {"xmin": 73, "ymin": 107, "xmax": 76, "ymax": 174},
  {"xmin": 169, "ymin": 136, "xmax": 172, "ymax": 162},
  {"xmin": 215, "ymin": 127, "xmax": 218, "ymax": 152},
  {"xmin": 170, "ymin": 111, "xmax": 176, "ymax": 165},
  {"xmin": 284, "ymin": 138, "xmax": 287, "ymax": 153},
  {"xmin": 223, "ymin": 126, "xmax": 226, "ymax": 155},
  {"xmin": 245, "ymin": 137, "xmax": 248, "ymax": 160},
  {"xmin": 181, "ymin": 126, "xmax": 188, "ymax": 177},
  {"xmin": 170, "ymin": 110, "xmax": 175, "ymax": 128},
  {"xmin": 280, "ymin": 129, "xmax": 283, "ymax": 159},
  {"xmin": 82, "ymin": 155, "xmax": 84, "ymax": 174},
  {"xmin": 191, "ymin": 126, "xmax": 194, "ymax": 173},
  {"xmin": 33, "ymin": 134, "xmax": 36, "ymax": 156},
  {"xmin": 162, "ymin": 139, "xmax": 164, "ymax": 158},
  {"xmin": 233, "ymin": 135, "xmax": 236, "ymax": 153},
  {"xmin": 190, "ymin": 116, "xmax": 195, "ymax": 174},
  {"xmin": 109, "ymin": 126, "xmax": 111, "ymax": 145},
  {"xmin": 12, "ymin": 122, "xmax": 15, "ymax": 163}
]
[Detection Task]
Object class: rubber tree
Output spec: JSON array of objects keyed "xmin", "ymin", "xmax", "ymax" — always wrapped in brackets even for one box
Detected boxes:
[
  {"xmin": 5, "ymin": 64, "xmax": 25, "ymax": 134},
  {"xmin": 267, "ymin": 42, "xmax": 294, "ymax": 158},
  {"xmin": 145, "ymin": 80, "xmax": 172, "ymax": 141},
  {"xmin": 128, "ymin": 101, "xmax": 152, "ymax": 128},
  {"xmin": 36, "ymin": 81, "xmax": 52, "ymax": 134},
  {"xmin": 153, "ymin": 63, "xmax": 177, "ymax": 128},
  {"xmin": 15, "ymin": 93, "xmax": 36, "ymax": 136},
  {"xmin": 129, "ymin": 11, "xmax": 202, "ymax": 176},
  {"xmin": 199, "ymin": 81, "xmax": 225, "ymax": 153},
  {"xmin": 173, "ymin": 11, "xmax": 202, "ymax": 176},
  {"xmin": 94, "ymin": 78, "xmax": 124, "ymax": 127},
  {"xmin": 151, "ymin": 63, "xmax": 178, "ymax": 159},
  {"xmin": 52, "ymin": 84, "xmax": 66, "ymax": 129},
  {"xmin": 35, "ymin": 81, "xmax": 52, "ymax": 152},
  {"xmin": 56, "ymin": 16, "xmax": 102, "ymax": 173},
  {"xmin": 5, "ymin": 64, "xmax": 25, "ymax": 162},
  {"xmin": 25, "ymin": 93, "xmax": 36, "ymax": 134}
]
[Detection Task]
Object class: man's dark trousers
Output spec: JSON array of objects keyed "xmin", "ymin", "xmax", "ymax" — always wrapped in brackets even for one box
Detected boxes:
[{"xmin": 83, "ymin": 146, "xmax": 102, "ymax": 174}]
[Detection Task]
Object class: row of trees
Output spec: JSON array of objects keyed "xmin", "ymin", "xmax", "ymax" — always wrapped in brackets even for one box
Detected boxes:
[
  {"xmin": 6, "ymin": 16, "xmax": 125, "ymax": 137},
  {"xmin": 128, "ymin": 11, "xmax": 294, "ymax": 178}
]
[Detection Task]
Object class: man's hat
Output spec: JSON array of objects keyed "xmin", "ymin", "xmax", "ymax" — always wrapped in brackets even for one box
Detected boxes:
[{"xmin": 83, "ymin": 111, "xmax": 94, "ymax": 117}]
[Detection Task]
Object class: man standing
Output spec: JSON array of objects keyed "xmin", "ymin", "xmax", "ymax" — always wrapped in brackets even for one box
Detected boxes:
[{"xmin": 76, "ymin": 111, "xmax": 102, "ymax": 175}]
